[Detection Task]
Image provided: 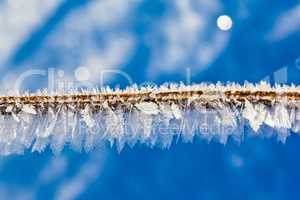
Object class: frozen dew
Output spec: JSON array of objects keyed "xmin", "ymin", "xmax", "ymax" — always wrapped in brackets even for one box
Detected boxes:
[
  {"xmin": 0, "ymin": 82, "xmax": 298, "ymax": 155},
  {"xmin": 292, "ymin": 109, "xmax": 300, "ymax": 133},
  {"xmin": 22, "ymin": 104, "xmax": 37, "ymax": 115},
  {"xmin": 171, "ymin": 103, "xmax": 182, "ymax": 120},
  {"xmin": 135, "ymin": 102, "xmax": 159, "ymax": 115},
  {"xmin": 242, "ymin": 100, "xmax": 267, "ymax": 132}
]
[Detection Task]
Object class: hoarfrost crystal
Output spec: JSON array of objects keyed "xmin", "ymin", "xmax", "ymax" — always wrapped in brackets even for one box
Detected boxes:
[{"xmin": 0, "ymin": 81, "xmax": 299, "ymax": 155}]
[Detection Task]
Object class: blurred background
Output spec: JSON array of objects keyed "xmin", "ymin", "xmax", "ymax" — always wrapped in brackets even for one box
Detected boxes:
[{"xmin": 0, "ymin": 0, "xmax": 300, "ymax": 199}]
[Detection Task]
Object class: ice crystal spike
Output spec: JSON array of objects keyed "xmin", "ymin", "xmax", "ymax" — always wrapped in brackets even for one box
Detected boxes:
[{"xmin": 0, "ymin": 81, "xmax": 300, "ymax": 155}]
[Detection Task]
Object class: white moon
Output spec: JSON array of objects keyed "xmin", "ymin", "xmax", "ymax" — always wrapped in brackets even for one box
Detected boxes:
[{"xmin": 217, "ymin": 15, "xmax": 233, "ymax": 31}]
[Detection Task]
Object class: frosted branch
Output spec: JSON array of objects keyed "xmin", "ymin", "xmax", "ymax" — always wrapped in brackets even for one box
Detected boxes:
[{"xmin": 0, "ymin": 81, "xmax": 299, "ymax": 155}]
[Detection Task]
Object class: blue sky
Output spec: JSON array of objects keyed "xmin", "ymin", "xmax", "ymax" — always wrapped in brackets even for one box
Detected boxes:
[{"xmin": 0, "ymin": 0, "xmax": 300, "ymax": 199}]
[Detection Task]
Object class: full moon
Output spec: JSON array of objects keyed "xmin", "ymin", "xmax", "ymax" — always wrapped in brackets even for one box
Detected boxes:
[{"xmin": 217, "ymin": 15, "xmax": 233, "ymax": 31}]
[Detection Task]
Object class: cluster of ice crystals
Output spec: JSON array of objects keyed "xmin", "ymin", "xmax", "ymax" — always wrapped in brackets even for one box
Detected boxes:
[{"xmin": 0, "ymin": 82, "xmax": 299, "ymax": 155}]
